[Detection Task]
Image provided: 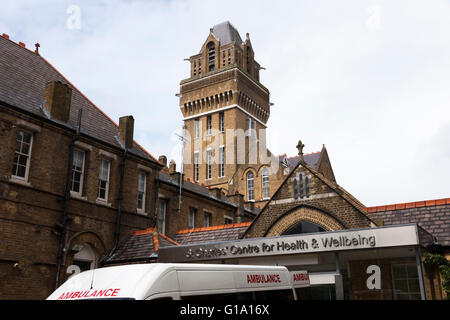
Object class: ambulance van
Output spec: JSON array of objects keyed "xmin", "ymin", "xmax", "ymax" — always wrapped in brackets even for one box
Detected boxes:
[{"xmin": 47, "ymin": 263, "xmax": 310, "ymax": 300}]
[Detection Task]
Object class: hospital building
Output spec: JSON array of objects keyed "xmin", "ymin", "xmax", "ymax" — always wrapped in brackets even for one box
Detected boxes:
[{"xmin": 0, "ymin": 22, "xmax": 448, "ymax": 300}]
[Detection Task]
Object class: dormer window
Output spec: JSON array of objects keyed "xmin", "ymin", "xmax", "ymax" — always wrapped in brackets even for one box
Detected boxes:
[{"xmin": 208, "ymin": 42, "xmax": 215, "ymax": 72}]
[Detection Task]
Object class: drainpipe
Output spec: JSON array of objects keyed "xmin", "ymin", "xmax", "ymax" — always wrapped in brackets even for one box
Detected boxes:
[
  {"xmin": 153, "ymin": 178, "xmax": 160, "ymax": 228},
  {"xmin": 113, "ymin": 148, "xmax": 127, "ymax": 249},
  {"xmin": 55, "ymin": 110, "xmax": 82, "ymax": 289}
]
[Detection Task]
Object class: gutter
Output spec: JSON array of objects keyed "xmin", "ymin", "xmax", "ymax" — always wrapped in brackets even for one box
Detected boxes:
[{"xmin": 157, "ymin": 176, "xmax": 237, "ymax": 208}]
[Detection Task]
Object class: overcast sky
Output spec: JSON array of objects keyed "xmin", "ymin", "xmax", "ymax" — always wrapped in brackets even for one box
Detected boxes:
[{"xmin": 1, "ymin": 0, "xmax": 449, "ymax": 207}]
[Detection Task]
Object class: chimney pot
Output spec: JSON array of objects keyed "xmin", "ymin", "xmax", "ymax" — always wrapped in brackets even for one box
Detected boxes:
[
  {"xmin": 2, "ymin": 33, "xmax": 9, "ymax": 40},
  {"xmin": 19, "ymin": 41, "xmax": 25, "ymax": 48},
  {"xmin": 119, "ymin": 115, "xmax": 134, "ymax": 149},
  {"xmin": 45, "ymin": 81, "xmax": 72, "ymax": 122}
]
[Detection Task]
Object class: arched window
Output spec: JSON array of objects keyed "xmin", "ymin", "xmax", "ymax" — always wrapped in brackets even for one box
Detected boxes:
[
  {"xmin": 207, "ymin": 42, "xmax": 215, "ymax": 72},
  {"xmin": 246, "ymin": 171, "xmax": 254, "ymax": 201},
  {"xmin": 293, "ymin": 178, "xmax": 298, "ymax": 199},
  {"xmin": 299, "ymin": 173, "xmax": 304, "ymax": 198},
  {"xmin": 262, "ymin": 168, "xmax": 270, "ymax": 199},
  {"xmin": 305, "ymin": 175, "xmax": 310, "ymax": 197},
  {"xmin": 282, "ymin": 221, "xmax": 325, "ymax": 236}
]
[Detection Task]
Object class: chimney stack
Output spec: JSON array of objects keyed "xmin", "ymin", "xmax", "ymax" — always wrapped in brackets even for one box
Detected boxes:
[
  {"xmin": 119, "ymin": 115, "xmax": 134, "ymax": 149},
  {"xmin": 227, "ymin": 192, "xmax": 245, "ymax": 222},
  {"xmin": 168, "ymin": 160, "xmax": 176, "ymax": 174},
  {"xmin": 45, "ymin": 81, "xmax": 72, "ymax": 122},
  {"xmin": 168, "ymin": 160, "xmax": 183, "ymax": 182},
  {"xmin": 210, "ymin": 187, "xmax": 223, "ymax": 199},
  {"xmin": 158, "ymin": 155, "xmax": 168, "ymax": 168}
]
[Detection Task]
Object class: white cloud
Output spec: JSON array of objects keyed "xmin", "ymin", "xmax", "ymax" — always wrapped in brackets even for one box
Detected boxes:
[{"xmin": 1, "ymin": 0, "xmax": 450, "ymax": 206}]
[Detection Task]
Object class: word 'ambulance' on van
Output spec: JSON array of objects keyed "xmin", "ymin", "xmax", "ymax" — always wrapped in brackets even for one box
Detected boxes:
[{"xmin": 47, "ymin": 263, "xmax": 310, "ymax": 300}]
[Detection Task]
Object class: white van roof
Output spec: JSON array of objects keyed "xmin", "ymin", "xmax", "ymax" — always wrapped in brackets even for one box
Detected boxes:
[{"xmin": 47, "ymin": 263, "xmax": 292, "ymax": 300}]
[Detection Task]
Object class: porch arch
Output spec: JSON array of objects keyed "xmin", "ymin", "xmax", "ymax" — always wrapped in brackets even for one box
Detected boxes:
[{"xmin": 265, "ymin": 205, "xmax": 345, "ymax": 237}]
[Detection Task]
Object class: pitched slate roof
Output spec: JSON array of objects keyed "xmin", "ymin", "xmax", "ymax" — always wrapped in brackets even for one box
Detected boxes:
[
  {"xmin": 174, "ymin": 222, "xmax": 251, "ymax": 245},
  {"xmin": 103, "ymin": 228, "xmax": 179, "ymax": 265},
  {"xmin": 158, "ymin": 170, "xmax": 249, "ymax": 209},
  {"xmin": 0, "ymin": 34, "xmax": 159, "ymax": 164},
  {"xmin": 279, "ymin": 151, "xmax": 321, "ymax": 171},
  {"xmin": 367, "ymin": 198, "xmax": 450, "ymax": 246},
  {"xmin": 212, "ymin": 21, "xmax": 243, "ymax": 46}
]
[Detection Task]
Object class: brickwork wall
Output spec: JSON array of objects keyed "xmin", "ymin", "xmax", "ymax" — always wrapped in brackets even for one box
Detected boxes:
[
  {"xmin": 157, "ymin": 181, "xmax": 240, "ymax": 239},
  {"xmin": 0, "ymin": 106, "xmax": 159, "ymax": 299}
]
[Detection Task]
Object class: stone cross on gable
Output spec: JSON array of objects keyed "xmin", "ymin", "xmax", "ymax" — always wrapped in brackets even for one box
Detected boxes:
[{"xmin": 296, "ymin": 140, "xmax": 305, "ymax": 161}]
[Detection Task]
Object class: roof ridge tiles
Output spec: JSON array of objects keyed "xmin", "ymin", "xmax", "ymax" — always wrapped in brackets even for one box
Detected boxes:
[
  {"xmin": 159, "ymin": 233, "xmax": 180, "ymax": 246},
  {"xmin": 176, "ymin": 222, "xmax": 251, "ymax": 235},
  {"xmin": 133, "ymin": 227, "xmax": 156, "ymax": 236},
  {"xmin": 365, "ymin": 197, "xmax": 450, "ymax": 212}
]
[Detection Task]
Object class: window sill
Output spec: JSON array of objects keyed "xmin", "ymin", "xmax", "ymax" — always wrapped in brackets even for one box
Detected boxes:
[
  {"xmin": 136, "ymin": 209, "xmax": 148, "ymax": 215},
  {"xmin": 70, "ymin": 191, "xmax": 88, "ymax": 201},
  {"xmin": 9, "ymin": 176, "xmax": 32, "ymax": 187},
  {"xmin": 95, "ymin": 198, "xmax": 111, "ymax": 207}
]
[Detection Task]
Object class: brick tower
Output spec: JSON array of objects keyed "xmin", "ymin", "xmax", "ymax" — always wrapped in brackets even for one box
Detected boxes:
[{"xmin": 179, "ymin": 21, "xmax": 275, "ymax": 202}]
